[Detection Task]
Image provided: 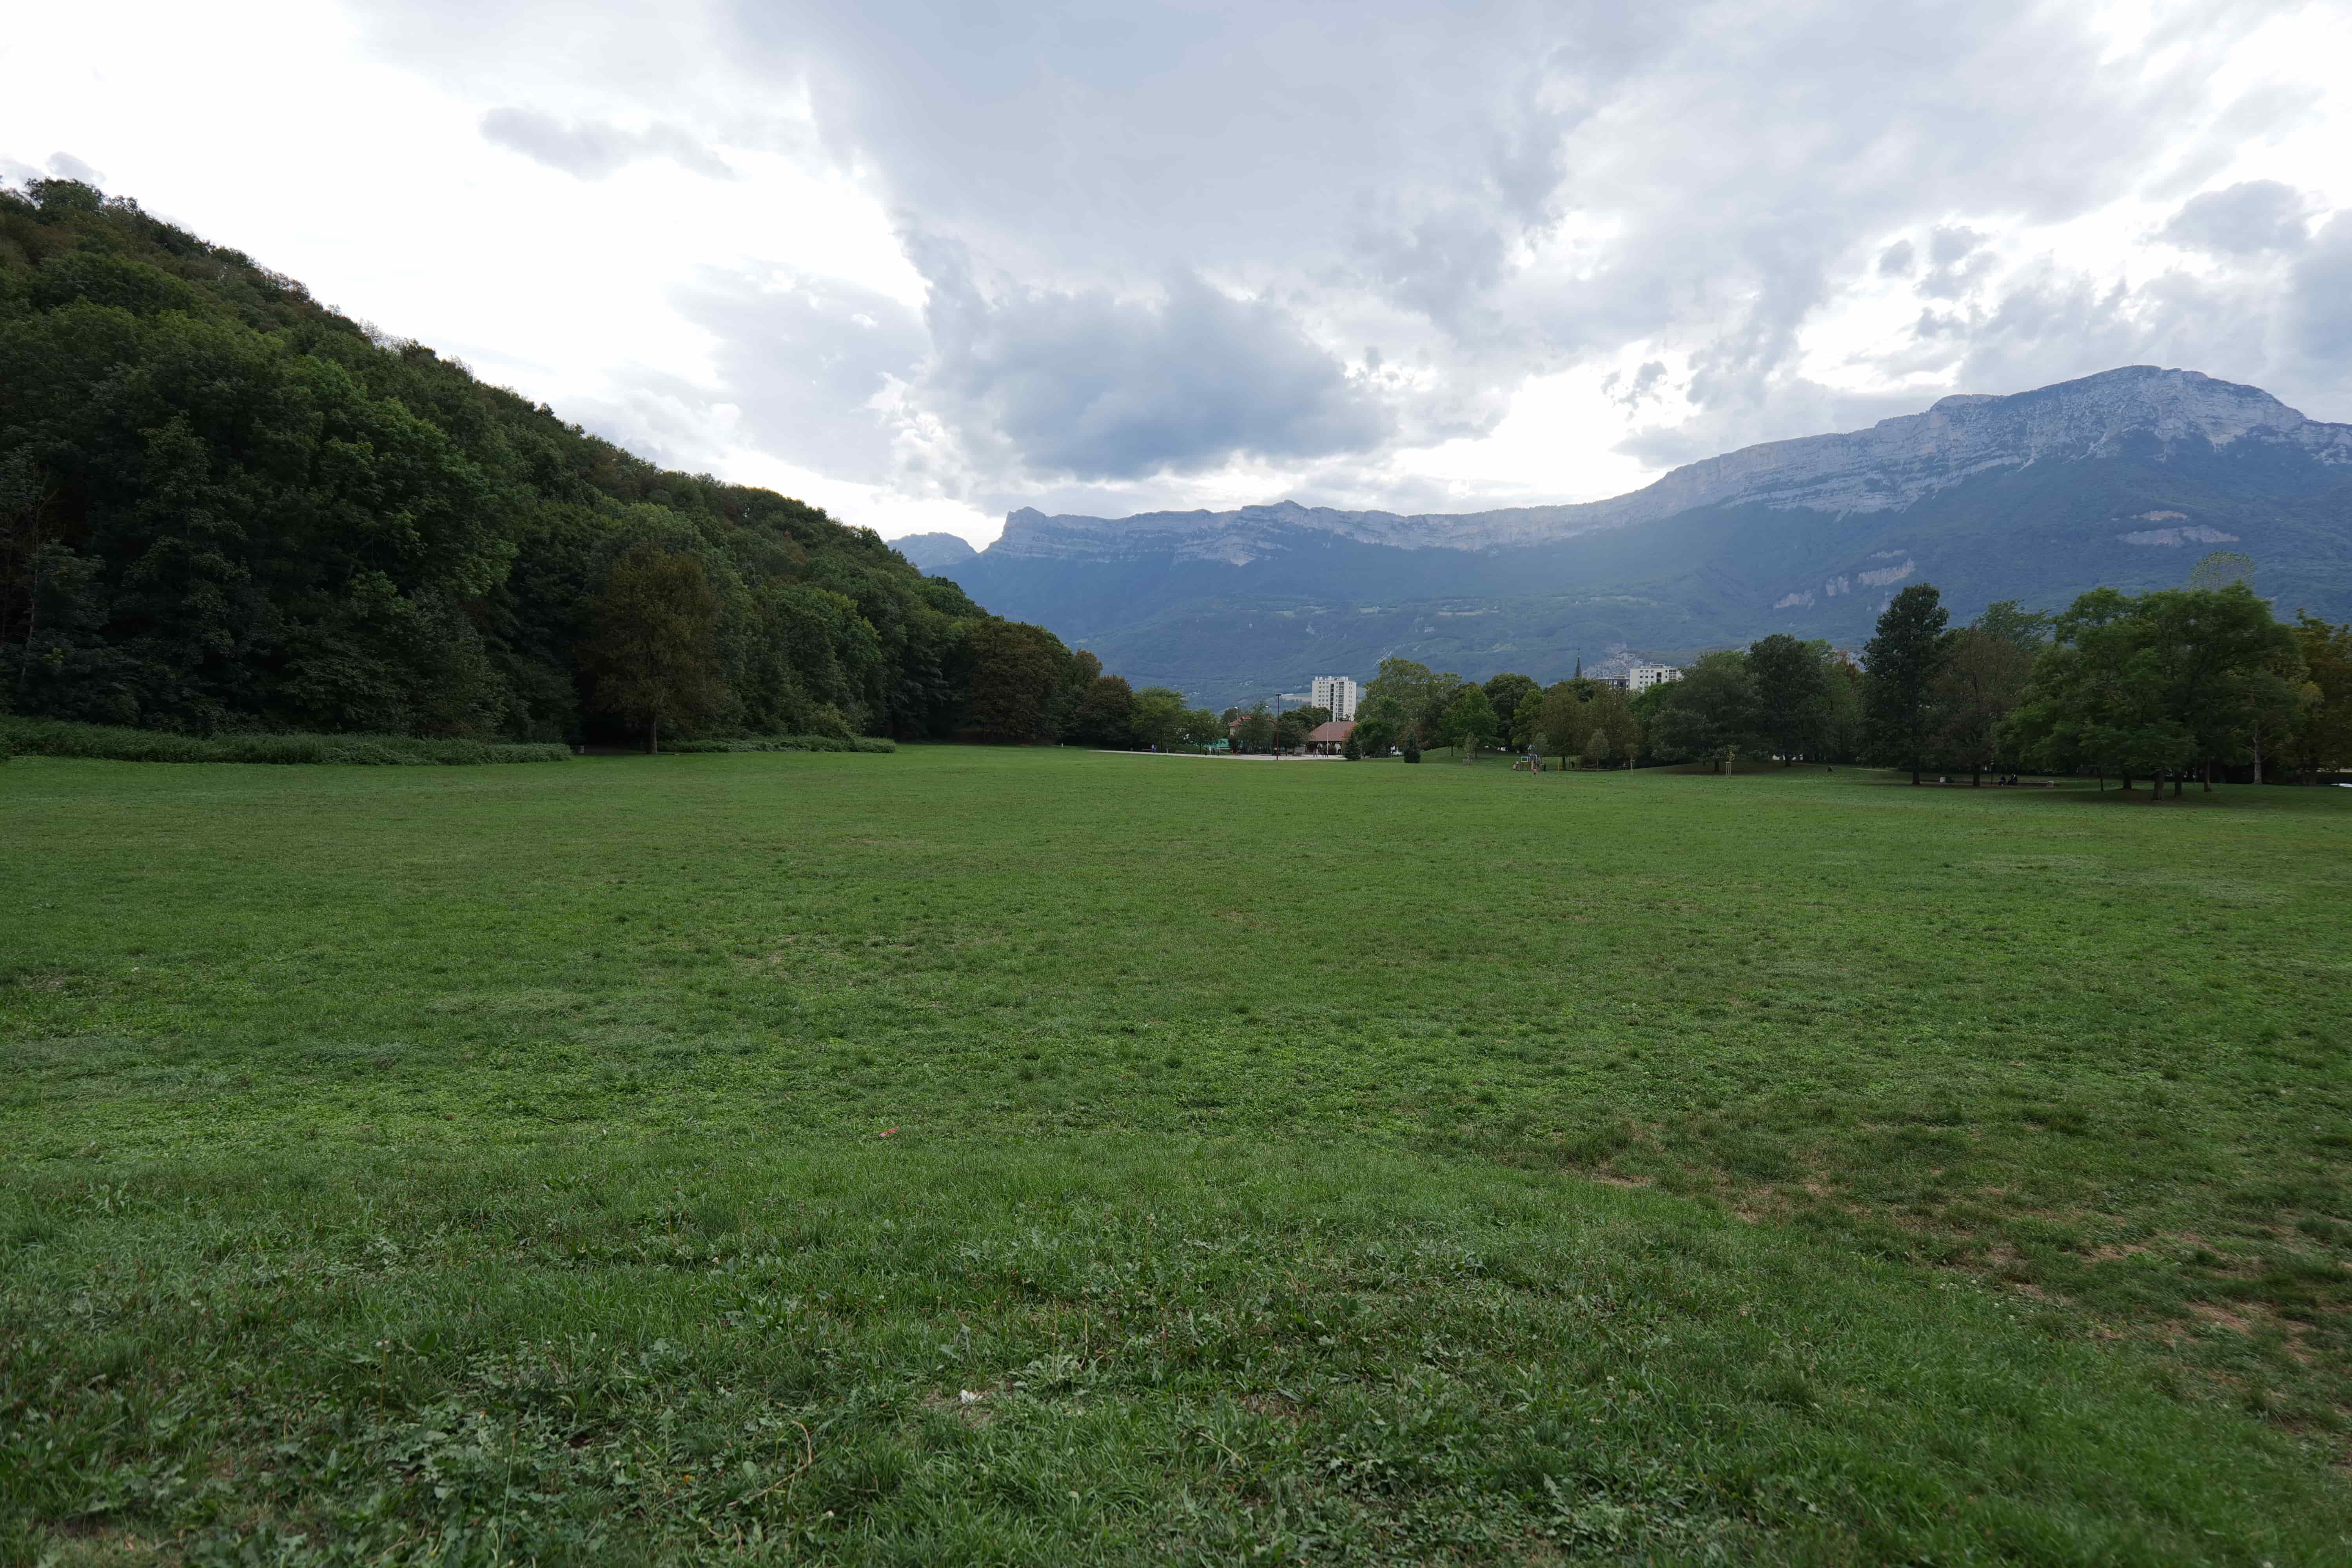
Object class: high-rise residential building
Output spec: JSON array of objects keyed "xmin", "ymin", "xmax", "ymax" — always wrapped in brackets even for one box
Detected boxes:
[
  {"xmin": 1628, "ymin": 664, "xmax": 1682, "ymax": 691},
  {"xmin": 1309, "ymin": 675, "xmax": 1359, "ymax": 720}
]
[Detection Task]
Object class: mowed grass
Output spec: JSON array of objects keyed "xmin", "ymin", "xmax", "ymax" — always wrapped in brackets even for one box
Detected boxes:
[{"xmin": 3, "ymin": 747, "xmax": 2350, "ymax": 1563}]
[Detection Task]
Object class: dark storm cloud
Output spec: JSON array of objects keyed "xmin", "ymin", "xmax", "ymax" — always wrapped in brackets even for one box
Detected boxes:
[
  {"xmin": 915, "ymin": 243, "xmax": 1391, "ymax": 481},
  {"xmin": 2161, "ymin": 180, "xmax": 2313, "ymax": 256},
  {"xmin": 480, "ymin": 107, "xmax": 734, "ymax": 180}
]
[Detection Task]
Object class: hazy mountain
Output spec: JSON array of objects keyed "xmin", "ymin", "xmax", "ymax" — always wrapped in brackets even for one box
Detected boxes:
[
  {"xmin": 926, "ymin": 367, "xmax": 2352, "ymax": 706},
  {"xmin": 892, "ymin": 532, "xmax": 979, "ymax": 572}
]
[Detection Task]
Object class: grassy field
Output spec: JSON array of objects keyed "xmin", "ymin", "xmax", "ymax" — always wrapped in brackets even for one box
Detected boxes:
[{"xmin": 4, "ymin": 746, "xmax": 2350, "ymax": 1563}]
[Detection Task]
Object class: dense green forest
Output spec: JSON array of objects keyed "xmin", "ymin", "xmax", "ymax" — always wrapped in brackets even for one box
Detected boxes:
[
  {"xmin": 1351, "ymin": 573, "xmax": 2352, "ymax": 789},
  {"xmin": 0, "ymin": 178, "xmax": 1121, "ymax": 748}
]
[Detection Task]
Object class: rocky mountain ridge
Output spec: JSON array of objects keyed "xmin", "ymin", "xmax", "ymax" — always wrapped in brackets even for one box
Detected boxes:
[
  {"xmin": 980, "ymin": 367, "xmax": 2352, "ymax": 566},
  {"xmin": 906, "ymin": 365, "xmax": 2352, "ymax": 706}
]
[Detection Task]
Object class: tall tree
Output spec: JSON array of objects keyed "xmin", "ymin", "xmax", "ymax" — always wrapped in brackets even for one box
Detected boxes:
[
  {"xmin": 1863, "ymin": 585, "xmax": 1950, "ymax": 784},
  {"xmin": 1929, "ymin": 627, "xmax": 2036, "ymax": 783},
  {"xmin": 2223, "ymin": 655, "xmax": 2309, "ymax": 787},
  {"xmin": 1585, "ymin": 687, "xmax": 1641, "ymax": 768},
  {"xmin": 1070, "ymin": 674, "xmax": 1136, "ymax": 749},
  {"xmin": 965, "ymin": 619, "xmax": 1071, "ymax": 742},
  {"xmin": 1973, "ymin": 600, "xmax": 2051, "ymax": 655},
  {"xmin": 1646, "ymin": 651, "xmax": 1757, "ymax": 771},
  {"xmin": 2133, "ymin": 585, "xmax": 2300, "ymax": 790},
  {"xmin": 1363, "ymin": 656, "xmax": 1461, "ymax": 748},
  {"xmin": 578, "ymin": 544, "xmax": 726, "ymax": 754},
  {"xmin": 1532, "ymin": 681, "xmax": 1589, "ymax": 762},
  {"xmin": 1749, "ymin": 633, "xmax": 1833, "ymax": 764},
  {"xmin": 1482, "ymin": 672, "xmax": 1539, "ymax": 747},
  {"xmin": 1439, "ymin": 685, "xmax": 1499, "ymax": 760},
  {"xmin": 2288, "ymin": 614, "xmax": 2352, "ymax": 782},
  {"xmin": 1127, "ymin": 685, "xmax": 1188, "ymax": 750}
]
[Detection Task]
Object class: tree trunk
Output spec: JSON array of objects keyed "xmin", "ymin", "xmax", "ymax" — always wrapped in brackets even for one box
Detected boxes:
[
  {"xmin": 2252, "ymin": 724, "xmax": 2263, "ymax": 786},
  {"xmin": 2203, "ymin": 759, "xmax": 2213, "ymax": 792},
  {"xmin": 2148, "ymin": 769, "xmax": 2164, "ymax": 804},
  {"xmin": 2174, "ymin": 771, "xmax": 2184, "ymax": 799},
  {"xmin": 648, "ymin": 715, "xmax": 660, "ymax": 756},
  {"xmin": 1970, "ymin": 765, "xmax": 1980, "ymax": 786}
]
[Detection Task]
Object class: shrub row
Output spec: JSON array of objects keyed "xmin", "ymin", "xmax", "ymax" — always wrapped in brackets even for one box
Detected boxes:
[
  {"xmin": 658, "ymin": 734, "xmax": 897, "ymax": 755},
  {"xmin": 0, "ymin": 717, "xmax": 572, "ymax": 766}
]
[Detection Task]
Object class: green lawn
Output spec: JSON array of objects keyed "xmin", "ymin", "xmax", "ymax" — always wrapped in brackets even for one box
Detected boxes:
[{"xmin": 4, "ymin": 748, "xmax": 2349, "ymax": 1563}]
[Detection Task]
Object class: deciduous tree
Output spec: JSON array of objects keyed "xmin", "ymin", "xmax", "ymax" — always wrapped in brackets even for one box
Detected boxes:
[
  {"xmin": 1584, "ymin": 687, "xmax": 1641, "ymax": 768},
  {"xmin": 2288, "ymin": 614, "xmax": 2352, "ymax": 780},
  {"xmin": 1071, "ymin": 674, "xmax": 1136, "ymax": 748},
  {"xmin": 1647, "ymin": 651, "xmax": 1757, "ymax": 772},
  {"xmin": 579, "ymin": 544, "xmax": 726, "ymax": 754},
  {"xmin": 1439, "ymin": 685, "xmax": 1499, "ymax": 759},
  {"xmin": 1482, "ymin": 672, "xmax": 1539, "ymax": 748},
  {"xmin": 1532, "ymin": 682, "xmax": 1588, "ymax": 762},
  {"xmin": 1929, "ymin": 627, "xmax": 2035, "ymax": 783},
  {"xmin": 1128, "ymin": 685, "xmax": 1187, "ymax": 750},
  {"xmin": 2001, "ymin": 585, "xmax": 2294, "ymax": 799},
  {"xmin": 1749, "ymin": 633, "xmax": 1833, "ymax": 764},
  {"xmin": 965, "ymin": 619, "xmax": 1071, "ymax": 742}
]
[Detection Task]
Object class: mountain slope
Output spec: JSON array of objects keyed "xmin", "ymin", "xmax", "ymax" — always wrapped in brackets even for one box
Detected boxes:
[{"xmin": 935, "ymin": 367, "xmax": 2352, "ymax": 704}]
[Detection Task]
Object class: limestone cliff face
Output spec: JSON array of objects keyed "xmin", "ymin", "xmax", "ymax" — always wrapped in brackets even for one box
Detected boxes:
[
  {"xmin": 1621, "ymin": 367, "xmax": 2352, "ymax": 526},
  {"xmin": 985, "ymin": 367, "xmax": 2352, "ymax": 564}
]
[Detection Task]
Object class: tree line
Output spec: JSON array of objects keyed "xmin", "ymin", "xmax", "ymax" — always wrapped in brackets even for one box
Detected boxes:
[
  {"xmin": 0, "ymin": 179, "xmax": 1162, "ymax": 751},
  {"xmin": 1344, "ymin": 574, "xmax": 2352, "ymax": 788}
]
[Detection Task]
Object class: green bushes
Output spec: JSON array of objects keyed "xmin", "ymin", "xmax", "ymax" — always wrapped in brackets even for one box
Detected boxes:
[
  {"xmin": 658, "ymin": 734, "xmax": 896, "ymax": 754},
  {"xmin": 0, "ymin": 717, "xmax": 570, "ymax": 765},
  {"xmin": 0, "ymin": 717, "xmax": 897, "ymax": 762}
]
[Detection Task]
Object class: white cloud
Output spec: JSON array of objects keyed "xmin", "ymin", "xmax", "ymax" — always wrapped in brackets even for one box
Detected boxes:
[
  {"xmin": 4, "ymin": 0, "xmax": 2348, "ymax": 548},
  {"xmin": 479, "ymin": 107, "xmax": 736, "ymax": 180}
]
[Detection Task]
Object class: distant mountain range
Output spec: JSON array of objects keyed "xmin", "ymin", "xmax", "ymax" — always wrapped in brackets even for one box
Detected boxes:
[{"xmin": 901, "ymin": 367, "xmax": 2352, "ymax": 706}]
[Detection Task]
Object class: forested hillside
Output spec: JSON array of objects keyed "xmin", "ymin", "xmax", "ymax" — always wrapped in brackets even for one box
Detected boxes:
[{"xmin": 0, "ymin": 179, "xmax": 1081, "ymax": 746}]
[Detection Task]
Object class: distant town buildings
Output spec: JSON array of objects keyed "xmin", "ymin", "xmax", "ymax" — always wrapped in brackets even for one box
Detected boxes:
[
  {"xmin": 1310, "ymin": 675, "xmax": 1359, "ymax": 719},
  {"xmin": 1628, "ymin": 665, "xmax": 1682, "ymax": 691}
]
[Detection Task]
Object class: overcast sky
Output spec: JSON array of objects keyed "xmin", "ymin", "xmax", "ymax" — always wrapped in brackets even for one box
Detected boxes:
[{"xmin": 7, "ymin": 1, "xmax": 2350, "ymax": 544}]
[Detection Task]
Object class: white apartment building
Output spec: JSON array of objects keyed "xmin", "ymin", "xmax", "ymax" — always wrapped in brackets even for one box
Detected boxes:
[
  {"xmin": 1628, "ymin": 665, "xmax": 1682, "ymax": 691},
  {"xmin": 1309, "ymin": 675, "xmax": 1359, "ymax": 720}
]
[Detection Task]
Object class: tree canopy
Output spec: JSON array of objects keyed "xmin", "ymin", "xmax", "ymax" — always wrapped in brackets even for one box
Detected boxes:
[
  {"xmin": 1863, "ymin": 585, "xmax": 1951, "ymax": 783},
  {"xmin": 2002, "ymin": 584, "xmax": 2303, "ymax": 797},
  {"xmin": 0, "ymin": 178, "xmax": 1103, "ymax": 747}
]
